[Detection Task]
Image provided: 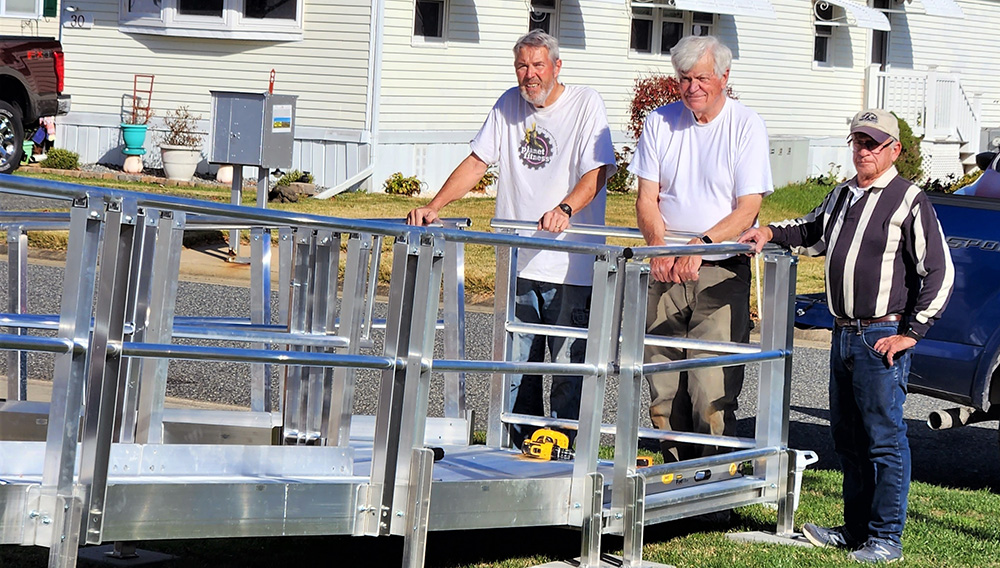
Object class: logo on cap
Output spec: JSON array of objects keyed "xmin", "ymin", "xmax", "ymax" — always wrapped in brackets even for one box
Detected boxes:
[{"xmin": 858, "ymin": 111, "xmax": 879, "ymax": 123}]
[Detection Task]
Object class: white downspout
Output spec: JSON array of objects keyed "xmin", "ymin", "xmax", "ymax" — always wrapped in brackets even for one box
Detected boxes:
[{"xmin": 315, "ymin": 0, "xmax": 383, "ymax": 199}]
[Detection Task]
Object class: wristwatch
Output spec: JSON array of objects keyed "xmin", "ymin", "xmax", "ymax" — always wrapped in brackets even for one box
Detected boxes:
[
  {"xmin": 700, "ymin": 234, "xmax": 713, "ymax": 244},
  {"xmin": 903, "ymin": 328, "xmax": 922, "ymax": 341},
  {"xmin": 558, "ymin": 203, "xmax": 573, "ymax": 218}
]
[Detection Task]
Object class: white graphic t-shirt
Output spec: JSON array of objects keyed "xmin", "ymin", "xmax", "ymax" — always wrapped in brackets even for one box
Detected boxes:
[
  {"xmin": 471, "ymin": 85, "xmax": 617, "ymax": 286},
  {"xmin": 629, "ymin": 97, "xmax": 773, "ymax": 259}
]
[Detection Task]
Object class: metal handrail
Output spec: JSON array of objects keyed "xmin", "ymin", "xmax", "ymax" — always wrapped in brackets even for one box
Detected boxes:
[{"xmin": 0, "ymin": 175, "xmax": 628, "ymax": 257}]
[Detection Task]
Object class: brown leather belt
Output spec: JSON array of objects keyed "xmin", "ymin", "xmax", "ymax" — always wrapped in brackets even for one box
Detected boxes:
[{"xmin": 834, "ymin": 314, "xmax": 902, "ymax": 328}]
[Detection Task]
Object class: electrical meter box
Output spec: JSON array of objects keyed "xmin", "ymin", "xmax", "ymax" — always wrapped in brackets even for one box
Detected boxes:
[{"xmin": 210, "ymin": 91, "xmax": 297, "ymax": 168}]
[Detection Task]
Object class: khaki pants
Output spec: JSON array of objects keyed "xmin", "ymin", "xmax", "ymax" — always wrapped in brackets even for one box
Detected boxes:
[{"xmin": 645, "ymin": 261, "xmax": 751, "ymax": 462}]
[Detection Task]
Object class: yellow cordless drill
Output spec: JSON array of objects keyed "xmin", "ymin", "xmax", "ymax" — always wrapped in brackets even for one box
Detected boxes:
[{"xmin": 521, "ymin": 429, "xmax": 575, "ymax": 461}]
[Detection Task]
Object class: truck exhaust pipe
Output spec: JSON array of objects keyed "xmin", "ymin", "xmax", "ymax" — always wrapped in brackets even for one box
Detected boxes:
[{"xmin": 927, "ymin": 406, "xmax": 1000, "ymax": 430}]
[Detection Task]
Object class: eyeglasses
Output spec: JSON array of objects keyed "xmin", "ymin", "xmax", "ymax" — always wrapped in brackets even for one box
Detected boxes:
[{"xmin": 850, "ymin": 137, "xmax": 894, "ymax": 153}]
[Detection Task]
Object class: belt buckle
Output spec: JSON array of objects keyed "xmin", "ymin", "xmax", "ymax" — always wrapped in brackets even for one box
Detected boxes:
[{"xmin": 853, "ymin": 318, "xmax": 863, "ymax": 335}]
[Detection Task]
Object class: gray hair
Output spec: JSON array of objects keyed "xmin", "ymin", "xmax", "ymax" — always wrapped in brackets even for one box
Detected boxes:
[
  {"xmin": 513, "ymin": 29, "xmax": 560, "ymax": 63},
  {"xmin": 670, "ymin": 35, "xmax": 732, "ymax": 79}
]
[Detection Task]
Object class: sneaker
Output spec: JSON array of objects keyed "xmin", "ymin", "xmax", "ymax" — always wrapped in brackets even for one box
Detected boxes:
[
  {"xmin": 849, "ymin": 538, "xmax": 903, "ymax": 564},
  {"xmin": 801, "ymin": 523, "xmax": 858, "ymax": 549}
]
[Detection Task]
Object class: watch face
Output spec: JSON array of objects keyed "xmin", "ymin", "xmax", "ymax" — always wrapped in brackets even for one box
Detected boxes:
[{"xmin": 559, "ymin": 204, "xmax": 572, "ymax": 216}]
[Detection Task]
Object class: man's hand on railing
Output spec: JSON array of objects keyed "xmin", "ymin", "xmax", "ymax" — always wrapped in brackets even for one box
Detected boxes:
[
  {"xmin": 736, "ymin": 226, "xmax": 773, "ymax": 254},
  {"xmin": 406, "ymin": 206, "xmax": 440, "ymax": 226},
  {"xmin": 537, "ymin": 206, "xmax": 571, "ymax": 233}
]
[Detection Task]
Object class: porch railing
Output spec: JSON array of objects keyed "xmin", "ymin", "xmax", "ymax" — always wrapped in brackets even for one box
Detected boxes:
[{"xmin": 866, "ymin": 64, "xmax": 980, "ymax": 144}]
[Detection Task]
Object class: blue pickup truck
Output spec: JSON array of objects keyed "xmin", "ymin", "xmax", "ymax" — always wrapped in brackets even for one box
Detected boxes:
[{"xmin": 795, "ymin": 151, "xmax": 1000, "ymax": 433}]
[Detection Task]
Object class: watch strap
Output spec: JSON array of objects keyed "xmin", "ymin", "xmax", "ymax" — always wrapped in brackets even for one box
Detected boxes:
[{"xmin": 558, "ymin": 203, "xmax": 573, "ymax": 217}]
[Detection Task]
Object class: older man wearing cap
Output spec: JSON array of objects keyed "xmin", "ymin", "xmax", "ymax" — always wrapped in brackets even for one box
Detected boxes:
[{"xmin": 739, "ymin": 108, "xmax": 954, "ymax": 563}]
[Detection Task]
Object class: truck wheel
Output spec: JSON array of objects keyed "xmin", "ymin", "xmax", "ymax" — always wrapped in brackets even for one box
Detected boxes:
[{"xmin": 0, "ymin": 100, "xmax": 26, "ymax": 174}]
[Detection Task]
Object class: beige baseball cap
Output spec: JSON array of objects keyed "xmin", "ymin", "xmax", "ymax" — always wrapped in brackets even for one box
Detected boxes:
[{"xmin": 849, "ymin": 109, "xmax": 900, "ymax": 144}]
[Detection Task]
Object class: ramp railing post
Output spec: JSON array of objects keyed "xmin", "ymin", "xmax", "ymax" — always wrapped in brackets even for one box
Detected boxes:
[
  {"xmin": 5, "ymin": 225, "xmax": 28, "ymax": 401},
  {"xmin": 134, "ymin": 210, "xmax": 186, "ymax": 444},
  {"xmin": 304, "ymin": 229, "xmax": 338, "ymax": 442},
  {"xmin": 390, "ymin": 231, "xmax": 444, "ymax": 535},
  {"xmin": 402, "ymin": 447, "xmax": 435, "ymax": 568},
  {"xmin": 250, "ymin": 226, "xmax": 275, "ymax": 412},
  {"xmin": 755, "ymin": 251, "xmax": 797, "ymax": 536},
  {"xmin": 442, "ymin": 233, "xmax": 467, "ymax": 420},
  {"xmin": 79, "ymin": 197, "xmax": 141, "ymax": 545},
  {"xmin": 328, "ymin": 232, "xmax": 373, "ymax": 447},
  {"xmin": 486, "ymin": 229, "xmax": 517, "ymax": 448},
  {"xmin": 571, "ymin": 252, "xmax": 619, "ymax": 508},
  {"xmin": 611, "ymin": 261, "xmax": 649, "ymax": 534},
  {"xmin": 282, "ymin": 228, "xmax": 317, "ymax": 444},
  {"xmin": 116, "ymin": 212, "xmax": 158, "ymax": 443},
  {"xmin": 35, "ymin": 197, "xmax": 103, "ymax": 565},
  {"xmin": 366, "ymin": 232, "xmax": 422, "ymax": 536}
]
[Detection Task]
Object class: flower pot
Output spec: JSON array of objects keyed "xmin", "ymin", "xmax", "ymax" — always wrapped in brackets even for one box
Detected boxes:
[
  {"xmin": 216, "ymin": 164, "xmax": 234, "ymax": 184},
  {"xmin": 121, "ymin": 123, "xmax": 149, "ymax": 155},
  {"xmin": 160, "ymin": 144, "xmax": 202, "ymax": 181}
]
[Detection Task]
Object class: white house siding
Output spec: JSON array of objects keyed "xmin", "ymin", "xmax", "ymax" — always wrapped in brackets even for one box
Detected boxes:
[
  {"xmin": 50, "ymin": 0, "xmax": 373, "ymax": 189},
  {"xmin": 885, "ymin": 0, "xmax": 1000, "ymax": 133},
  {"xmin": 0, "ymin": 18, "xmax": 59, "ymax": 37},
  {"xmin": 376, "ymin": 0, "xmax": 881, "ymax": 191}
]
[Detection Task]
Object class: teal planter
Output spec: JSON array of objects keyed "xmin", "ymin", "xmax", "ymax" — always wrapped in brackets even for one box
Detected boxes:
[{"xmin": 121, "ymin": 123, "xmax": 148, "ymax": 156}]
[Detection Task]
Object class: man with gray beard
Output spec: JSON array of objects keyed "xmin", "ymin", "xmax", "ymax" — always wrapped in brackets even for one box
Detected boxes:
[{"xmin": 407, "ymin": 30, "xmax": 616, "ymax": 448}]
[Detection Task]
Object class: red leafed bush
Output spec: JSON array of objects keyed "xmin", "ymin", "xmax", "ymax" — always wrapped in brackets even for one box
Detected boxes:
[{"xmin": 627, "ymin": 74, "xmax": 738, "ymax": 140}]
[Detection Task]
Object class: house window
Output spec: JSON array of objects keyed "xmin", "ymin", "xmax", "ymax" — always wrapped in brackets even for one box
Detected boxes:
[
  {"xmin": 120, "ymin": 0, "xmax": 303, "ymax": 40},
  {"xmin": 1, "ymin": 0, "xmax": 42, "ymax": 18},
  {"xmin": 414, "ymin": 0, "xmax": 446, "ymax": 39},
  {"xmin": 871, "ymin": 0, "xmax": 891, "ymax": 69},
  {"xmin": 529, "ymin": 0, "xmax": 558, "ymax": 36},
  {"xmin": 814, "ymin": 2, "xmax": 834, "ymax": 64},
  {"xmin": 629, "ymin": 7, "xmax": 715, "ymax": 56}
]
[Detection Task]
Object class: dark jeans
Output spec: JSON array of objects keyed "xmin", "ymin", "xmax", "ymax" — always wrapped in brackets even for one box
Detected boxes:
[
  {"xmin": 508, "ymin": 278, "xmax": 590, "ymax": 449},
  {"xmin": 830, "ymin": 321, "xmax": 911, "ymax": 548}
]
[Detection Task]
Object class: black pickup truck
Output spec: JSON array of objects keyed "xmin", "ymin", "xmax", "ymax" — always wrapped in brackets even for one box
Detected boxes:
[
  {"xmin": 0, "ymin": 36, "xmax": 71, "ymax": 173},
  {"xmin": 796, "ymin": 153, "xmax": 1000, "ymax": 443}
]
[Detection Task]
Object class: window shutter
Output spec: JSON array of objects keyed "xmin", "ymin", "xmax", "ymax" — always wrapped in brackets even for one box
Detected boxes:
[{"xmin": 43, "ymin": 0, "xmax": 58, "ymax": 18}]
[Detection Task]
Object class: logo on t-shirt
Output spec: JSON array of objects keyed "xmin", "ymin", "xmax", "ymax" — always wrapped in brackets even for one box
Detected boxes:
[{"xmin": 519, "ymin": 123, "xmax": 556, "ymax": 170}]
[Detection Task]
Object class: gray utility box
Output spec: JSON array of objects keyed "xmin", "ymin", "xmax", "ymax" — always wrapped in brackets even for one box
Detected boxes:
[{"xmin": 210, "ymin": 91, "xmax": 297, "ymax": 168}]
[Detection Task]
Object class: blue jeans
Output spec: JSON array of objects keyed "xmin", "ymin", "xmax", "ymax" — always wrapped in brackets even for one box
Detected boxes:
[
  {"xmin": 508, "ymin": 278, "xmax": 591, "ymax": 448},
  {"xmin": 830, "ymin": 322, "xmax": 911, "ymax": 548}
]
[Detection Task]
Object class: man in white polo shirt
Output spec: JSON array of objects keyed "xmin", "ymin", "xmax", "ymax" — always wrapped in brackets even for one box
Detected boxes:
[
  {"xmin": 630, "ymin": 35, "xmax": 773, "ymax": 463},
  {"xmin": 407, "ymin": 30, "xmax": 616, "ymax": 448}
]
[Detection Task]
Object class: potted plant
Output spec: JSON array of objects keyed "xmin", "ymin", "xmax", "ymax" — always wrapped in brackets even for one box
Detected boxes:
[
  {"xmin": 121, "ymin": 98, "xmax": 153, "ymax": 174},
  {"xmin": 159, "ymin": 105, "xmax": 204, "ymax": 181}
]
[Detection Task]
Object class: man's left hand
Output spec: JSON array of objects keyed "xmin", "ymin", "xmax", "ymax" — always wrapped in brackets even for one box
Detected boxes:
[
  {"xmin": 873, "ymin": 334, "xmax": 918, "ymax": 366},
  {"xmin": 670, "ymin": 253, "xmax": 702, "ymax": 283},
  {"xmin": 539, "ymin": 207, "xmax": 571, "ymax": 233}
]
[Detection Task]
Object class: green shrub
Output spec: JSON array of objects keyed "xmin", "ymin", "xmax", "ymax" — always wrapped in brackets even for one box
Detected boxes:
[
  {"xmin": 383, "ymin": 172, "xmax": 424, "ymax": 196},
  {"xmin": 628, "ymin": 74, "xmax": 737, "ymax": 140},
  {"xmin": 276, "ymin": 169, "xmax": 313, "ymax": 186},
  {"xmin": 40, "ymin": 148, "xmax": 79, "ymax": 170},
  {"xmin": 807, "ymin": 163, "xmax": 843, "ymax": 187},
  {"xmin": 607, "ymin": 145, "xmax": 635, "ymax": 193},
  {"xmin": 893, "ymin": 112, "xmax": 923, "ymax": 182},
  {"xmin": 922, "ymin": 170, "xmax": 983, "ymax": 193}
]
